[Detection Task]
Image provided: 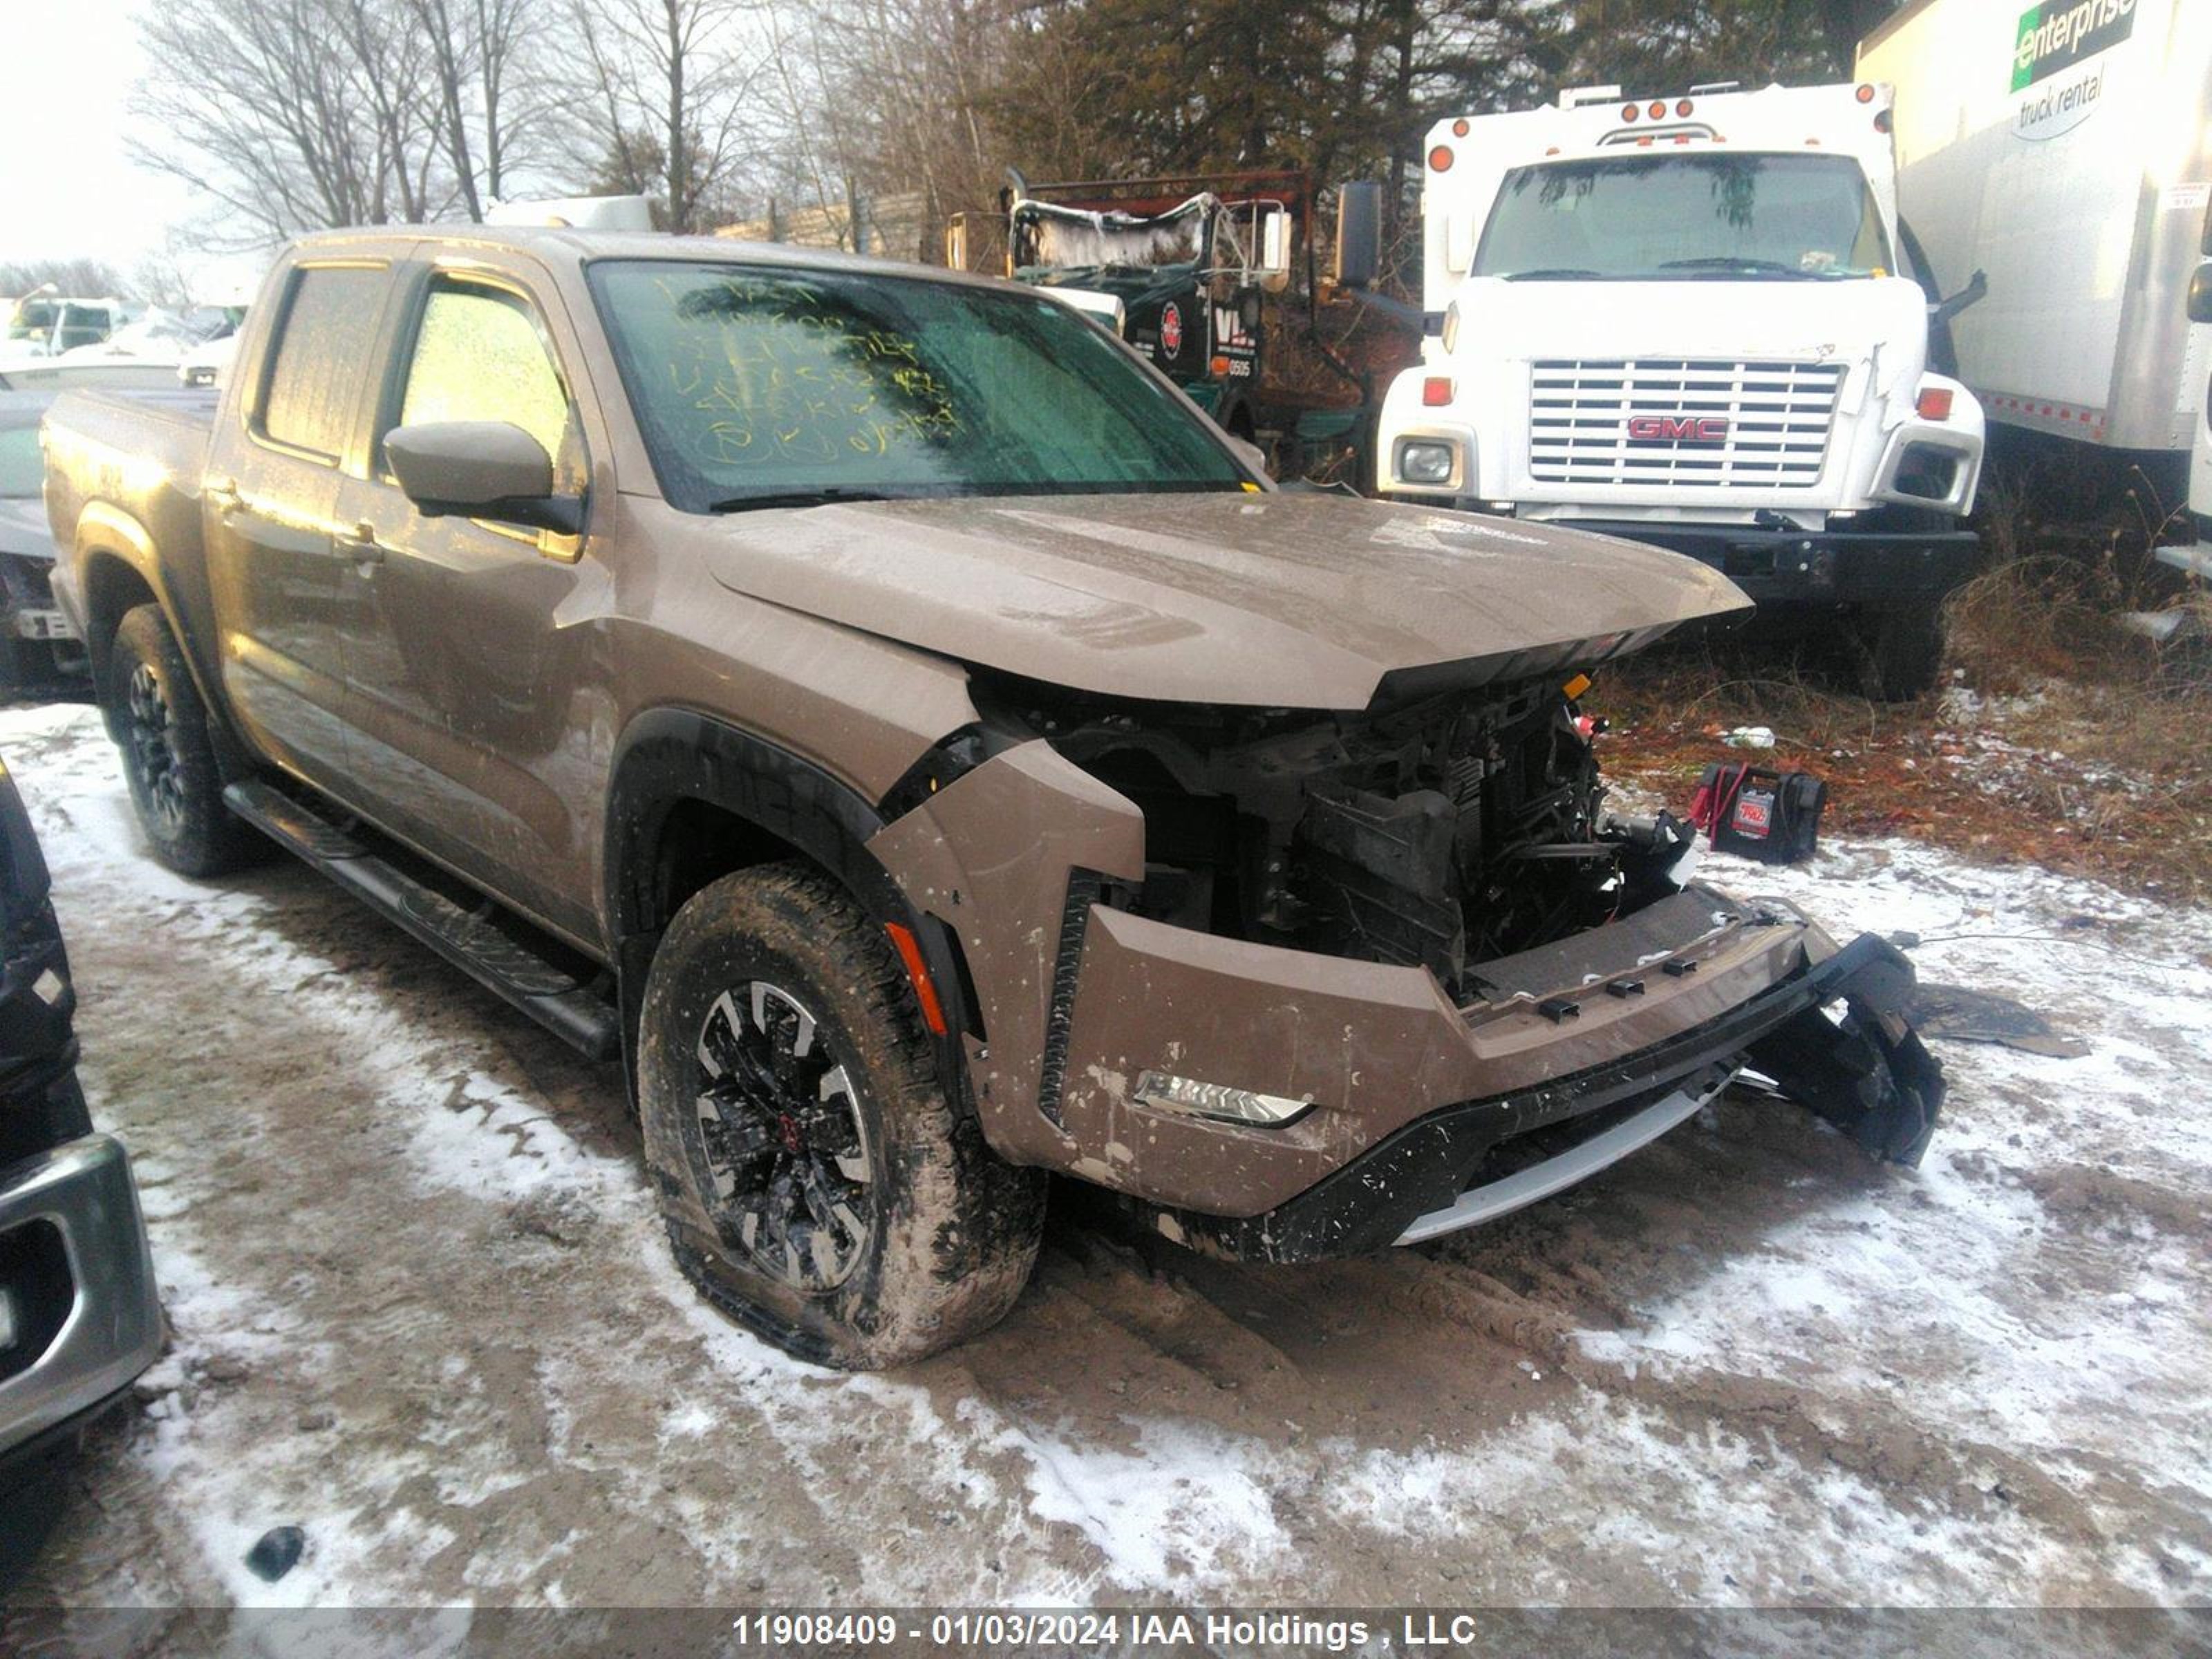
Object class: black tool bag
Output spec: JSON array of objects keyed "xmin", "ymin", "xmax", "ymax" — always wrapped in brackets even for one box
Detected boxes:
[{"xmin": 1689, "ymin": 762, "xmax": 1826, "ymax": 865}]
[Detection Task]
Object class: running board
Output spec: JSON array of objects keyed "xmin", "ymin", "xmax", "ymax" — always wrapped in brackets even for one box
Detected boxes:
[{"xmin": 223, "ymin": 781, "xmax": 620, "ymax": 1061}]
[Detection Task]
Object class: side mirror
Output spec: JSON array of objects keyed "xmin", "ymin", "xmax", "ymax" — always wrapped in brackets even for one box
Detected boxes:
[
  {"xmin": 1932, "ymin": 269, "xmax": 1987, "ymax": 327},
  {"xmin": 2189, "ymin": 264, "xmax": 2212, "ymax": 326},
  {"xmin": 1224, "ymin": 433, "xmax": 1268, "ymax": 478},
  {"xmin": 386, "ymin": 420, "xmax": 583, "ymax": 535},
  {"xmin": 1334, "ymin": 180, "xmax": 1383, "ymax": 291}
]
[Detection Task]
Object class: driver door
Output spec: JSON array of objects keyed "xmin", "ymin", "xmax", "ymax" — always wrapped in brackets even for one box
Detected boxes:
[{"xmin": 330, "ymin": 263, "xmax": 605, "ymax": 943}]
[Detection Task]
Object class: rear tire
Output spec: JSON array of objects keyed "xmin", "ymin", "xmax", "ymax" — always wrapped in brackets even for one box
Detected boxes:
[
  {"xmin": 1861, "ymin": 602, "xmax": 1947, "ymax": 702},
  {"xmin": 638, "ymin": 862, "xmax": 1044, "ymax": 1368},
  {"xmin": 105, "ymin": 604, "xmax": 259, "ymax": 877}
]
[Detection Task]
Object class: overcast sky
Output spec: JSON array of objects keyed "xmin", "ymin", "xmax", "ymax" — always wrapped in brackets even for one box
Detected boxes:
[{"xmin": 2, "ymin": 0, "xmax": 203, "ymax": 274}]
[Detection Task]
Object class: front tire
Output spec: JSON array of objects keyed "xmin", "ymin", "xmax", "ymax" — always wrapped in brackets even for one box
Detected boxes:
[
  {"xmin": 638, "ymin": 863, "xmax": 1044, "ymax": 1368},
  {"xmin": 105, "ymin": 605, "xmax": 259, "ymax": 877},
  {"xmin": 1860, "ymin": 602, "xmax": 1947, "ymax": 702}
]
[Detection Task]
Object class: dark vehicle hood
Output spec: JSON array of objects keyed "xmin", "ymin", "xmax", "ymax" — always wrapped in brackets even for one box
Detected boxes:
[
  {"xmin": 0, "ymin": 498, "xmax": 55, "ymax": 563},
  {"xmin": 691, "ymin": 491, "xmax": 1750, "ymax": 710}
]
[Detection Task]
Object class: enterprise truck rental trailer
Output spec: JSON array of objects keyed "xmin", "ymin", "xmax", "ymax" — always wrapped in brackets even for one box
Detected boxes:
[{"xmin": 1858, "ymin": 0, "xmax": 2212, "ymax": 507}]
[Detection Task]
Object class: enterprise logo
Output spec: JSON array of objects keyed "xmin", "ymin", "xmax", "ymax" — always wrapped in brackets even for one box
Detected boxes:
[{"xmin": 2012, "ymin": 0, "xmax": 2136, "ymax": 92}]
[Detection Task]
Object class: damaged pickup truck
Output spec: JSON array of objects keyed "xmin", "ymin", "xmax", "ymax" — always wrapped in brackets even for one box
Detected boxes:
[{"xmin": 39, "ymin": 228, "xmax": 1942, "ymax": 1366}]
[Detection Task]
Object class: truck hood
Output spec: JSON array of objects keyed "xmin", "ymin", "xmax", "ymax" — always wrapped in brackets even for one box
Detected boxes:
[
  {"xmin": 686, "ymin": 491, "xmax": 1749, "ymax": 709},
  {"xmin": 1446, "ymin": 274, "xmax": 1928, "ymax": 396}
]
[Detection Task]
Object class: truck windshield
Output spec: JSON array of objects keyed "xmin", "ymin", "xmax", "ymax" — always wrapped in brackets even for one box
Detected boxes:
[
  {"xmin": 1011, "ymin": 200, "xmax": 1208, "ymax": 272},
  {"xmin": 588, "ymin": 259, "xmax": 1250, "ymax": 512},
  {"xmin": 1474, "ymin": 153, "xmax": 1891, "ymax": 281}
]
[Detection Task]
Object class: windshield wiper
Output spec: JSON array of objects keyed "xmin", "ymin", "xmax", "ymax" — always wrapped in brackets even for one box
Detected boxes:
[
  {"xmin": 704, "ymin": 487, "xmax": 898, "ymax": 514},
  {"xmin": 1500, "ymin": 267, "xmax": 1603, "ymax": 281},
  {"xmin": 1657, "ymin": 257, "xmax": 1821, "ymax": 279}
]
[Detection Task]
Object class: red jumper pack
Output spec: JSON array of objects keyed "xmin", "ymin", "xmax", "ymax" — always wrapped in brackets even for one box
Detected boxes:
[{"xmin": 1689, "ymin": 762, "xmax": 1826, "ymax": 865}]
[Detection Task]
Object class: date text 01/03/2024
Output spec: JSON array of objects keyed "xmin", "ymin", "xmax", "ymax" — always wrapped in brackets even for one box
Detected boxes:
[{"xmin": 721, "ymin": 1611, "xmax": 1533, "ymax": 1649}]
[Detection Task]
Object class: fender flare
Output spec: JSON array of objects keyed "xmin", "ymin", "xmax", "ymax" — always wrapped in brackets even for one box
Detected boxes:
[
  {"xmin": 603, "ymin": 706, "xmax": 978, "ymax": 1107},
  {"xmin": 72, "ymin": 506, "xmax": 255, "ymax": 777},
  {"xmin": 73, "ymin": 504, "xmax": 173, "ymax": 663}
]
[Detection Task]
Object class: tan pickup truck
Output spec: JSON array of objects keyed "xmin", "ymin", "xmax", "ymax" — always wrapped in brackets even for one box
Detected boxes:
[{"xmin": 40, "ymin": 228, "xmax": 1943, "ymax": 1366}]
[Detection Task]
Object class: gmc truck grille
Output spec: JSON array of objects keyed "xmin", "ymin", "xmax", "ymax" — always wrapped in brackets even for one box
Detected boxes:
[{"xmin": 1528, "ymin": 359, "xmax": 1845, "ymax": 489}]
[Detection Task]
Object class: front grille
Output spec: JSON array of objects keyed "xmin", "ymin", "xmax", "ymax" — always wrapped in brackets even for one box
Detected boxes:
[{"xmin": 1528, "ymin": 358, "xmax": 1845, "ymax": 489}]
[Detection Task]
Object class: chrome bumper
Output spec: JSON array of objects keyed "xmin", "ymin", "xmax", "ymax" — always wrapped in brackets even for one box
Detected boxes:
[{"xmin": 1, "ymin": 1134, "xmax": 163, "ymax": 1456}]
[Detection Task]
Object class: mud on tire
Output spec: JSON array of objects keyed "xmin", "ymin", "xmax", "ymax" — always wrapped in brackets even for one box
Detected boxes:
[
  {"xmin": 638, "ymin": 862, "xmax": 1045, "ymax": 1368},
  {"xmin": 105, "ymin": 603, "xmax": 261, "ymax": 877}
]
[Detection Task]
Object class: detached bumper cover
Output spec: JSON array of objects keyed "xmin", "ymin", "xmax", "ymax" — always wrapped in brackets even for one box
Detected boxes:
[
  {"xmin": 1557, "ymin": 520, "xmax": 1980, "ymax": 607},
  {"xmin": 1152, "ymin": 933, "xmax": 1942, "ymax": 1264},
  {"xmin": 0, "ymin": 1134, "xmax": 164, "ymax": 1460}
]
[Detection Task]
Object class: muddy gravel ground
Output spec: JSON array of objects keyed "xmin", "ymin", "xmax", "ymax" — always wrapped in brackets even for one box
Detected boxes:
[{"xmin": 3, "ymin": 700, "xmax": 2209, "ymax": 1638}]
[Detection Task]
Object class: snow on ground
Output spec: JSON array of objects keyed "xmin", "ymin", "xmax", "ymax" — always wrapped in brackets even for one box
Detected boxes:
[{"xmin": 3, "ymin": 699, "xmax": 2209, "ymax": 1618}]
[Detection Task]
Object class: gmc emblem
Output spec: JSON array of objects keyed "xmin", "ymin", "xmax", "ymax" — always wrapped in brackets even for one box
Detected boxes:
[{"xmin": 1626, "ymin": 414, "xmax": 1729, "ymax": 442}]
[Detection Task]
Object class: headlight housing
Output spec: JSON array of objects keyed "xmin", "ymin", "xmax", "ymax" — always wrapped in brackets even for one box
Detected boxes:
[{"xmin": 1396, "ymin": 439, "xmax": 1456, "ymax": 485}]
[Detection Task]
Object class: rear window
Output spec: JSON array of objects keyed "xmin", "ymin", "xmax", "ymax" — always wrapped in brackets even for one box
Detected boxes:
[{"xmin": 260, "ymin": 265, "xmax": 388, "ymax": 459}]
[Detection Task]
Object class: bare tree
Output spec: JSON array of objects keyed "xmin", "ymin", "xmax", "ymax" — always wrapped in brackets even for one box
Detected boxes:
[
  {"xmin": 400, "ymin": 0, "xmax": 549, "ymax": 218},
  {"xmin": 131, "ymin": 0, "xmax": 465, "ymax": 247},
  {"xmin": 0, "ymin": 260, "xmax": 129, "ymax": 299},
  {"xmin": 566, "ymin": 0, "xmax": 768, "ymax": 232},
  {"xmin": 772, "ymin": 0, "xmax": 1022, "ymax": 260}
]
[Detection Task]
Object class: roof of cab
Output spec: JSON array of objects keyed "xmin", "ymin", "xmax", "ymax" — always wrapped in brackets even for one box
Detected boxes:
[{"xmin": 285, "ymin": 225, "xmax": 1011, "ymax": 293}]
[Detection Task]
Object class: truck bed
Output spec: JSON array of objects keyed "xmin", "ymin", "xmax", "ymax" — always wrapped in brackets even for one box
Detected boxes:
[{"xmin": 40, "ymin": 386, "xmax": 221, "ymax": 688}]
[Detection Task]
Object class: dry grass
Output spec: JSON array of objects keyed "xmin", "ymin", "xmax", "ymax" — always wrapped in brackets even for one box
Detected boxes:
[{"xmin": 1591, "ymin": 622, "xmax": 2212, "ymax": 908}]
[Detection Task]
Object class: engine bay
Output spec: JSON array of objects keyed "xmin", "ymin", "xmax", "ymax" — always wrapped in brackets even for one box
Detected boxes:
[{"xmin": 975, "ymin": 671, "xmax": 1696, "ymax": 1000}]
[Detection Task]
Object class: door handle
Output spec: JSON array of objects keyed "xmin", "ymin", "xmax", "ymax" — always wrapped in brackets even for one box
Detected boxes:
[{"xmin": 337, "ymin": 523, "xmax": 384, "ymax": 566}]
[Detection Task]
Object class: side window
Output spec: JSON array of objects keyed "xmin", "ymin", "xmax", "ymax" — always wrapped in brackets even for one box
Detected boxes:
[
  {"xmin": 394, "ymin": 279, "xmax": 579, "ymax": 484},
  {"xmin": 261, "ymin": 265, "xmax": 388, "ymax": 459}
]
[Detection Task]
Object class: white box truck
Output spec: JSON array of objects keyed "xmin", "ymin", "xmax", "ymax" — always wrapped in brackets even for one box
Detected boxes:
[
  {"xmin": 1857, "ymin": 0, "xmax": 2212, "ymax": 512},
  {"xmin": 1365, "ymin": 81, "xmax": 1988, "ymax": 698},
  {"xmin": 2194, "ymin": 263, "xmax": 2212, "ymax": 547},
  {"xmin": 2195, "ymin": 379, "xmax": 2211, "ymax": 535}
]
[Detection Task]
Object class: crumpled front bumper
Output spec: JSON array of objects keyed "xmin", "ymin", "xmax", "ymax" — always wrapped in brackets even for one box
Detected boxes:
[
  {"xmin": 872, "ymin": 740, "xmax": 1942, "ymax": 1260},
  {"xmin": 1152, "ymin": 930, "xmax": 1942, "ymax": 1263}
]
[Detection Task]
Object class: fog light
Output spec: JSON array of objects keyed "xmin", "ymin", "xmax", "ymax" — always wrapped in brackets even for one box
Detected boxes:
[
  {"xmin": 1397, "ymin": 440, "xmax": 1455, "ymax": 484},
  {"xmin": 1134, "ymin": 1070, "xmax": 1313, "ymax": 1127}
]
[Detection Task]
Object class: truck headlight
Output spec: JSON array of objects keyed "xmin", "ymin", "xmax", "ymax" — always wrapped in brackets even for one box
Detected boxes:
[{"xmin": 1396, "ymin": 440, "xmax": 1456, "ymax": 485}]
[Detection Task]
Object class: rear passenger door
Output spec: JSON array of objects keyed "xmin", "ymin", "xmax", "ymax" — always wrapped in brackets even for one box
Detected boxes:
[
  {"xmin": 331, "ymin": 260, "xmax": 606, "ymax": 943},
  {"xmin": 206, "ymin": 254, "xmax": 397, "ymax": 789}
]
